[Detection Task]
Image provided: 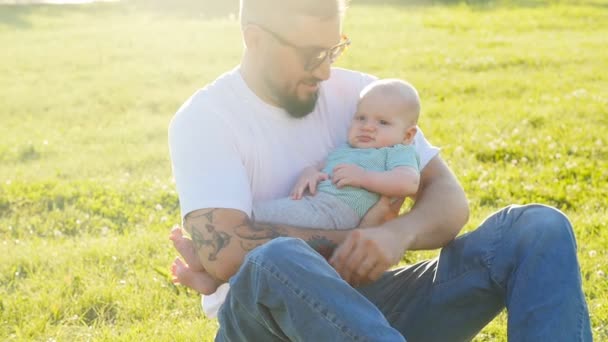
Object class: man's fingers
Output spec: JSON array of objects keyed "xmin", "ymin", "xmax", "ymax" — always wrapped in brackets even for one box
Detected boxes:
[
  {"xmin": 353, "ymin": 257, "xmax": 378, "ymax": 286},
  {"xmin": 347, "ymin": 240, "xmax": 376, "ymax": 285},
  {"xmin": 366, "ymin": 253, "xmax": 390, "ymax": 284},
  {"xmin": 330, "ymin": 230, "xmax": 362, "ymax": 283},
  {"xmin": 330, "ymin": 231, "xmax": 357, "ymax": 275},
  {"xmin": 329, "ymin": 233, "xmax": 353, "ymax": 268},
  {"xmin": 346, "ymin": 238, "xmax": 370, "ymax": 273},
  {"xmin": 368, "ymin": 263, "xmax": 386, "ymax": 283}
]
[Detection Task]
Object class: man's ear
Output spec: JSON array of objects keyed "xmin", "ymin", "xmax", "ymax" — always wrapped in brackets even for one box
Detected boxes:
[
  {"xmin": 403, "ymin": 125, "xmax": 418, "ymax": 144},
  {"xmin": 243, "ymin": 25, "xmax": 262, "ymax": 51}
]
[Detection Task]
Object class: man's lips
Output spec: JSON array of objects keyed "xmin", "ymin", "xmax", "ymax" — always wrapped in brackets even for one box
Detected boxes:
[{"xmin": 301, "ymin": 81, "xmax": 319, "ymax": 92}]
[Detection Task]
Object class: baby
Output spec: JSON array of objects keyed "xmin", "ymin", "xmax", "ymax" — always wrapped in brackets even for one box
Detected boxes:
[{"xmin": 170, "ymin": 79, "xmax": 422, "ymax": 293}]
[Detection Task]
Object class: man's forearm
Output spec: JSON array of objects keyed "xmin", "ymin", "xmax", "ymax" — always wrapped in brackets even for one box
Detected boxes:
[
  {"xmin": 184, "ymin": 208, "xmax": 352, "ymax": 282},
  {"xmin": 381, "ymin": 157, "xmax": 469, "ymax": 251}
]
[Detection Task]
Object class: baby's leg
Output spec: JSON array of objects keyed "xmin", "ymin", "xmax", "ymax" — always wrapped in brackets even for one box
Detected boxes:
[
  {"xmin": 171, "ymin": 258, "xmax": 218, "ymax": 295},
  {"xmin": 169, "ymin": 226, "xmax": 204, "ymax": 271},
  {"xmin": 253, "ymin": 193, "xmax": 360, "ymax": 229},
  {"xmin": 169, "ymin": 227, "xmax": 220, "ymax": 294}
]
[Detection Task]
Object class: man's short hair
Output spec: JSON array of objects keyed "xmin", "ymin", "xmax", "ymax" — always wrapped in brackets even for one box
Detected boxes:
[{"xmin": 240, "ymin": 0, "xmax": 348, "ymax": 28}]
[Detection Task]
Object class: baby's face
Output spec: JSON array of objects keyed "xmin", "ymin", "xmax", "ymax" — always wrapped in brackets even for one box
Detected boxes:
[{"xmin": 348, "ymin": 91, "xmax": 414, "ymax": 149}]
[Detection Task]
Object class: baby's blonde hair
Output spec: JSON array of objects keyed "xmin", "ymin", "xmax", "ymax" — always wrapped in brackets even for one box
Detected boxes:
[{"xmin": 360, "ymin": 79, "xmax": 421, "ymax": 125}]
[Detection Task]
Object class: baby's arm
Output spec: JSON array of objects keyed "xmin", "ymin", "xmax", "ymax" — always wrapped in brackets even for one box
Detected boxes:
[
  {"xmin": 333, "ymin": 165, "xmax": 420, "ymax": 198},
  {"xmin": 363, "ymin": 166, "xmax": 420, "ymax": 197},
  {"xmin": 290, "ymin": 161, "xmax": 328, "ymax": 199}
]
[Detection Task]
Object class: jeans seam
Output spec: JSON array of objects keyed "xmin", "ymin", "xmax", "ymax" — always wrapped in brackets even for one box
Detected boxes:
[
  {"xmin": 435, "ymin": 267, "xmax": 482, "ymax": 287},
  {"xmin": 220, "ymin": 286, "xmax": 288, "ymax": 341},
  {"xmin": 486, "ymin": 207, "xmax": 512, "ymax": 293},
  {"xmin": 249, "ymin": 257, "xmax": 369, "ymax": 342},
  {"xmin": 218, "ymin": 276, "xmax": 284, "ymax": 341},
  {"xmin": 577, "ymin": 299, "xmax": 588, "ymax": 341},
  {"xmin": 495, "ymin": 205, "xmax": 556, "ymax": 310},
  {"xmin": 434, "ymin": 211, "xmax": 505, "ymax": 289}
]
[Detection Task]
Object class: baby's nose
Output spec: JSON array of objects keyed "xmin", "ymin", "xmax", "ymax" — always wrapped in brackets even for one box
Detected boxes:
[{"xmin": 362, "ymin": 122, "xmax": 376, "ymax": 130}]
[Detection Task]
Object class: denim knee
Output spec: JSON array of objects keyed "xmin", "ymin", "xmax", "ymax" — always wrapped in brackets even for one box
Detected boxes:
[{"xmin": 507, "ymin": 204, "xmax": 577, "ymax": 251}]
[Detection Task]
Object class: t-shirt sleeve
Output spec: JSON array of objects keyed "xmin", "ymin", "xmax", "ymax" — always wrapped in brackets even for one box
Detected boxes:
[
  {"xmin": 168, "ymin": 100, "xmax": 252, "ymax": 221},
  {"xmin": 413, "ymin": 127, "xmax": 440, "ymax": 170},
  {"xmin": 386, "ymin": 144, "xmax": 420, "ymax": 171}
]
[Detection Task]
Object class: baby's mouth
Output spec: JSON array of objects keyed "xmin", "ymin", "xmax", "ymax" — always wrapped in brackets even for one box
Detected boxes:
[{"xmin": 357, "ymin": 135, "xmax": 374, "ymax": 142}]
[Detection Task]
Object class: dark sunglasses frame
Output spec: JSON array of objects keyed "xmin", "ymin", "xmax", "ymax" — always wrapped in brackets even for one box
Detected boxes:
[{"xmin": 252, "ymin": 23, "xmax": 351, "ymax": 71}]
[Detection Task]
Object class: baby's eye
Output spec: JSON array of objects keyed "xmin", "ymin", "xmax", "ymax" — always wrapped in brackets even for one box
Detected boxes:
[
  {"xmin": 379, "ymin": 120, "xmax": 390, "ymax": 125},
  {"xmin": 355, "ymin": 115, "xmax": 366, "ymax": 121}
]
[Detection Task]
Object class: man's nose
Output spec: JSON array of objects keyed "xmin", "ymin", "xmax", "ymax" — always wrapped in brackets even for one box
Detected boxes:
[{"xmin": 310, "ymin": 56, "xmax": 331, "ymax": 81}]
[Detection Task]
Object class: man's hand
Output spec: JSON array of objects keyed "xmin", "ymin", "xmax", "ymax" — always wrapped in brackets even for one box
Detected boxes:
[
  {"xmin": 329, "ymin": 227, "xmax": 413, "ymax": 287},
  {"xmin": 332, "ymin": 163, "xmax": 368, "ymax": 188},
  {"xmin": 330, "ymin": 196, "xmax": 407, "ymax": 287},
  {"xmin": 291, "ymin": 166, "xmax": 329, "ymax": 200},
  {"xmin": 329, "ymin": 156, "xmax": 469, "ymax": 287}
]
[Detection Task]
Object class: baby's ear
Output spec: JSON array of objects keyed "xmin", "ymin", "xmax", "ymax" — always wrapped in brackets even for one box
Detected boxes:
[{"xmin": 403, "ymin": 125, "xmax": 418, "ymax": 144}]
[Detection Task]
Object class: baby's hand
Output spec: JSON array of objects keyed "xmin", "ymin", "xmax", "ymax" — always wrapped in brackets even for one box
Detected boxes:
[
  {"xmin": 290, "ymin": 166, "xmax": 329, "ymax": 200},
  {"xmin": 332, "ymin": 164, "xmax": 368, "ymax": 188}
]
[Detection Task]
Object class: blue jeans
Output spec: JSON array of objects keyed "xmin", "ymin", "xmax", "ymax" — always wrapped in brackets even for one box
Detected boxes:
[{"xmin": 216, "ymin": 204, "xmax": 592, "ymax": 341}]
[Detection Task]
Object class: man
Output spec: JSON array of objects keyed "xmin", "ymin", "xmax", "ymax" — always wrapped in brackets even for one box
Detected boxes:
[{"xmin": 168, "ymin": 0, "xmax": 592, "ymax": 340}]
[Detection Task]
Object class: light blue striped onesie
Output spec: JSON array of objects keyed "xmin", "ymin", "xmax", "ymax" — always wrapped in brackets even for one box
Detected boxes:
[{"xmin": 252, "ymin": 144, "xmax": 420, "ymax": 229}]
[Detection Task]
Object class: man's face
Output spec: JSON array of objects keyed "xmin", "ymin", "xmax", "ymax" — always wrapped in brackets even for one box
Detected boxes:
[{"xmin": 258, "ymin": 15, "xmax": 342, "ymax": 118}]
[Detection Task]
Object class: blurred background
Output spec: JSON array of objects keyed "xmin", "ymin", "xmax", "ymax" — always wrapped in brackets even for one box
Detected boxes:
[{"xmin": 1, "ymin": 0, "xmax": 607, "ymax": 340}]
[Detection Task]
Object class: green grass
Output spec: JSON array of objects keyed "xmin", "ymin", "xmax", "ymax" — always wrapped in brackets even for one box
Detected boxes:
[{"xmin": 1, "ymin": 0, "xmax": 607, "ymax": 340}]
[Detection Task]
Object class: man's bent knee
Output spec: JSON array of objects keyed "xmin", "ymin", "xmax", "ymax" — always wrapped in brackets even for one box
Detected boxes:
[{"xmin": 507, "ymin": 204, "xmax": 576, "ymax": 249}]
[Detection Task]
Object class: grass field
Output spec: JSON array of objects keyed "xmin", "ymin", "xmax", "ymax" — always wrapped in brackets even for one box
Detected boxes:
[{"xmin": 1, "ymin": 0, "xmax": 607, "ymax": 340}]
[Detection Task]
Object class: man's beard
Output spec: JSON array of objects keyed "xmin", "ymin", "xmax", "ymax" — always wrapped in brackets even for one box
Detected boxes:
[
  {"xmin": 266, "ymin": 77, "xmax": 319, "ymax": 118},
  {"xmin": 279, "ymin": 90, "xmax": 319, "ymax": 118}
]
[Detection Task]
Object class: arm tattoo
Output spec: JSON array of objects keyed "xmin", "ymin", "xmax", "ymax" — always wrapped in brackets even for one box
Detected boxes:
[
  {"xmin": 186, "ymin": 209, "xmax": 215, "ymax": 222},
  {"xmin": 186, "ymin": 209, "xmax": 287, "ymax": 258},
  {"xmin": 234, "ymin": 220, "xmax": 288, "ymax": 251},
  {"xmin": 186, "ymin": 209, "xmax": 336, "ymax": 260},
  {"xmin": 189, "ymin": 222, "xmax": 231, "ymax": 261},
  {"xmin": 306, "ymin": 235, "xmax": 338, "ymax": 260}
]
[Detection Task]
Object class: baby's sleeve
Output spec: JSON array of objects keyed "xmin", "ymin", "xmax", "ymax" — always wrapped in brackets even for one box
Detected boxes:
[{"xmin": 386, "ymin": 145, "xmax": 420, "ymax": 172}]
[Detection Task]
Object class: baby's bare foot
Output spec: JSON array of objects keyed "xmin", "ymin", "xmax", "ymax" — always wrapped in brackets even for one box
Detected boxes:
[
  {"xmin": 171, "ymin": 258, "xmax": 219, "ymax": 295},
  {"xmin": 169, "ymin": 226, "xmax": 204, "ymax": 272}
]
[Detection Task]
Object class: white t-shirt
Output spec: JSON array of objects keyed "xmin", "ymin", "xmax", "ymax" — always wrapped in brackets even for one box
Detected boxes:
[{"xmin": 168, "ymin": 66, "xmax": 440, "ymax": 317}]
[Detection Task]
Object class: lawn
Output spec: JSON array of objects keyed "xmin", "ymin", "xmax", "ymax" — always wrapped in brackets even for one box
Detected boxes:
[{"xmin": 1, "ymin": 0, "xmax": 607, "ymax": 340}]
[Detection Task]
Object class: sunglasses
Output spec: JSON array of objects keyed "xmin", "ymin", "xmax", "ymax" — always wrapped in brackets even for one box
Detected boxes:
[{"xmin": 253, "ymin": 24, "xmax": 351, "ymax": 71}]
